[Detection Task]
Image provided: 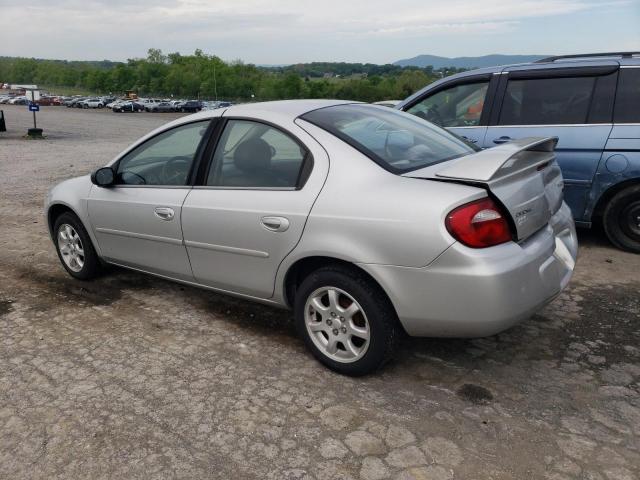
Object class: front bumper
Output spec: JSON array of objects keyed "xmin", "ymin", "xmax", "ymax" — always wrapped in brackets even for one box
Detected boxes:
[{"xmin": 361, "ymin": 202, "xmax": 578, "ymax": 337}]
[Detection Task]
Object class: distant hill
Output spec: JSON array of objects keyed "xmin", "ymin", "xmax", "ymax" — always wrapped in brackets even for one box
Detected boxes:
[{"xmin": 393, "ymin": 54, "xmax": 547, "ymax": 69}]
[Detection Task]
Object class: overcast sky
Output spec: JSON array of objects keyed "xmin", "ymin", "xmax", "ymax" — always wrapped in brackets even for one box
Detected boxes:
[{"xmin": 0, "ymin": 0, "xmax": 638, "ymax": 64}]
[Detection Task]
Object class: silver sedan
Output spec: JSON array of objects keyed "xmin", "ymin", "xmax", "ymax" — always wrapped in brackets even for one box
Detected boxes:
[{"xmin": 45, "ymin": 100, "xmax": 578, "ymax": 375}]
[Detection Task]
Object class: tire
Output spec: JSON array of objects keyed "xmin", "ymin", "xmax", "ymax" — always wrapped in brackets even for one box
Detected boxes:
[
  {"xmin": 294, "ymin": 265, "xmax": 400, "ymax": 376},
  {"xmin": 53, "ymin": 212, "xmax": 103, "ymax": 280},
  {"xmin": 603, "ymin": 185, "xmax": 640, "ymax": 253},
  {"xmin": 98, "ymin": 104, "xmax": 103, "ymax": 109}
]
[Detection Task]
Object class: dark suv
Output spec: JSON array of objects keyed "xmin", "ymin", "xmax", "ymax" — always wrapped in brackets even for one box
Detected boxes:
[
  {"xmin": 397, "ymin": 52, "xmax": 640, "ymax": 252},
  {"xmin": 180, "ymin": 100, "xmax": 203, "ymax": 113}
]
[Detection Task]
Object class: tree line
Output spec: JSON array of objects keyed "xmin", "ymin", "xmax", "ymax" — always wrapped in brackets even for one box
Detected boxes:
[{"xmin": 0, "ymin": 49, "xmax": 466, "ymax": 102}]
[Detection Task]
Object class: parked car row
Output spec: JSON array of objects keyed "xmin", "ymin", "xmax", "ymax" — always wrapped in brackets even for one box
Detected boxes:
[{"xmin": 0, "ymin": 92, "xmax": 233, "ymax": 114}]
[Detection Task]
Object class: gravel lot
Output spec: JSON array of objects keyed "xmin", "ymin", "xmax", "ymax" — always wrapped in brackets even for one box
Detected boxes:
[{"xmin": 1, "ymin": 104, "xmax": 639, "ymax": 480}]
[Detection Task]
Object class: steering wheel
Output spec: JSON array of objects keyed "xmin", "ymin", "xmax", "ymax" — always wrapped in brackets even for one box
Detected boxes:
[{"xmin": 162, "ymin": 156, "xmax": 191, "ymax": 184}]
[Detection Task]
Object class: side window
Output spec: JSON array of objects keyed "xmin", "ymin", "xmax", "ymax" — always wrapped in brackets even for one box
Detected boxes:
[
  {"xmin": 116, "ymin": 121, "xmax": 210, "ymax": 186},
  {"xmin": 206, "ymin": 120, "xmax": 308, "ymax": 188},
  {"xmin": 614, "ymin": 69, "xmax": 640, "ymax": 123},
  {"xmin": 406, "ymin": 81, "xmax": 489, "ymax": 128},
  {"xmin": 499, "ymin": 76, "xmax": 596, "ymax": 125}
]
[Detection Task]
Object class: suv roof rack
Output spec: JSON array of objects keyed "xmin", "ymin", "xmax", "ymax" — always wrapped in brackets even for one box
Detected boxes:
[{"xmin": 536, "ymin": 52, "xmax": 640, "ymax": 63}]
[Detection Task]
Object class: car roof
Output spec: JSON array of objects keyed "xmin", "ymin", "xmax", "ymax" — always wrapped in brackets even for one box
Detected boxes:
[{"xmin": 167, "ymin": 99, "xmax": 355, "ymax": 127}]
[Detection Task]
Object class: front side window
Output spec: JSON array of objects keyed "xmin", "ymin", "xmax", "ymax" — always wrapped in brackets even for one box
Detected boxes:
[
  {"xmin": 614, "ymin": 69, "xmax": 640, "ymax": 123},
  {"xmin": 206, "ymin": 120, "xmax": 308, "ymax": 188},
  {"xmin": 302, "ymin": 104, "xmax": 475, "ymax": 173},
  {"xmin": 116, "ymin": 121, "xmax": 210, "ymax": 186},
  {"xmin": 406, "ymin": 81, "xmax": 489, "ymax": 127},
  {"xmin": 499, "ymin": 76, "xmax": 596, "ymax": 125}
]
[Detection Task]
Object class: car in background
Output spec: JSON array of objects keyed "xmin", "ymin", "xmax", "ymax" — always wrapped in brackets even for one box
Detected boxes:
[
  {"xmin": 9, "ymin": 97, "xmax": 27, "ymax": 105},
  {"xmin": 179, "ymin": 100, "xmax": 203, "ymax": 112},
  {"xmin": 45, "ymin": 100, "xmax": 577, "ymax": 375},
  {"xmin": 82, "ymin": 98, "xmax": 105, "ymax": 109},
  {"xmin": 142, "ymin": 99, "xmax": 164, "ymax": 111},
  {"xmin": 397, "ymin": 52, "xmax": 640, "ymax": 253},
  {"xmin": 112, "ymin": 101, "xmax": 144, "ymax": 113},
  {"xmin": 148, "ymin": 102, "xmax": 176, "ymax": 113},
  {"xmin": 68, "ymin": 97, "xmax": 87, "ymax": 108},
  {"xmin": 37, "ymin": 96, "xmax": 62, "ymax": 106}
]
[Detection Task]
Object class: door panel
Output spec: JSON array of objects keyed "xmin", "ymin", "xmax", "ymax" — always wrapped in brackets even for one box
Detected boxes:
[
  {"xmin": 88, "ymin": 187, "xmax": 193, "ymax": 280},
  {"xmin": 447, "ymin": 126, "xmax": 487, "ymax": 146},
  {"xmin": 181, "ymin": 119, "xmax": 329, "ymax": 298},
  {"xmin": 182, "ymin": 189, "xmax": 316, "ymax": 297}
]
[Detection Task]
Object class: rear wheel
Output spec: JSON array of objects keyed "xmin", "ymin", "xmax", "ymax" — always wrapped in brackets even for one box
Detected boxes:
[
  {"xmin": 294, "ymin": 265, "xmax": 400, "ymax": 376},
  {"xmin": 603, "ymin": 185, "xmax": 640, "ymax": 253},
  {"xmin": 53, "ymin": 212, "xmax": 103, "ymax": 280}
]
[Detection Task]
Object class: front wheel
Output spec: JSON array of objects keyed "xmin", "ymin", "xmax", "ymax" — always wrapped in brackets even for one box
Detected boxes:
[
  {"xmin": 294, "ymin": 265, "xmax": 400, "ymax": 376},
  {"xmin": 53, "ymin": 212, "xmax": 103, "ymax": 280},
  {"xmin": 603, "ymin": 185, "xmax": 640, "ymax": 253}
]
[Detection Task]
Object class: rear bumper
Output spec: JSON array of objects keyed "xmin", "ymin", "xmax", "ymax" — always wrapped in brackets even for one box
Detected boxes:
[{"xmin": 361, "ymin": 202, "xmax": 578, "ymax": 337}]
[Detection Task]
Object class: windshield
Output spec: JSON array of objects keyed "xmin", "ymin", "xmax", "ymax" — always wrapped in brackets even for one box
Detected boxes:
[{"xmin": 301, "ymin": 104, "xmax": 476, "ymax": 173}]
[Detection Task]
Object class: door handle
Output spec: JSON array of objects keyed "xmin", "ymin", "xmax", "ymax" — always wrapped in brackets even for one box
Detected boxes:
[
  {"xmin": 154, "ymin": 207, "xmax": 175, "ymax": 221},
  {"xmin": 493, "ymin": 136, "xmax": 512, "ymax": 144},
  {"xmin": 261, "ymin": 216, "xmax": 290, "ymax": 232},
  {"xmin": 460, "ymin": 135, "xmax": 478, "ymax": 144}
]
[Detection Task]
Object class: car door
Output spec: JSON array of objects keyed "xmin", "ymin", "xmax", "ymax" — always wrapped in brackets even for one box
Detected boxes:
[
  {"xmin": 181, "ymin": 118, "xmax": 329, "ymax": 298},
  {"xmin": 88, "ymin": 119, "xmax": 212, "ymax": 281},
  {"xmin": 402, "ymin": 74, "xmax": 498, "ymax": 145},
  {"xmin": 482, "ymin": 63, "xmax": 618, "ymax": 222}
]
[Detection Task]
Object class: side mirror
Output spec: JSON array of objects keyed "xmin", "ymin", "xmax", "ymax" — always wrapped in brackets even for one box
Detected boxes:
[{"xmin": 91, "ymin": 167, "xmax": 115, "ymax": 187}]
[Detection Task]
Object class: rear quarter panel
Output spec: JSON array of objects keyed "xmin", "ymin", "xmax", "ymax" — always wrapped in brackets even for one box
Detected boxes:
[{"xmin": 277, "ymin": 120, "xmax": 486, "ymax": 277}]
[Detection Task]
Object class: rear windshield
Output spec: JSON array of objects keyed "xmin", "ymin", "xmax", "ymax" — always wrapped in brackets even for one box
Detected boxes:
[{"xmin": 300, "ymin": 104, "xmax": 475, "ymax": 173}]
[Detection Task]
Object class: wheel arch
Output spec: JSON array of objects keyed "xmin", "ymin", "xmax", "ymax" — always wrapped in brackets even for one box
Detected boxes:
[
  {"xmin": 47, "ymin": 202, "xmax": 78, "ymax": 237},
  {"xmin": 282, "ymin": 255, "xmax": 402, "ymax": 329},
  {"xmin": 591, "ymin": 178, "xmax": 640, "ymax": 224}
]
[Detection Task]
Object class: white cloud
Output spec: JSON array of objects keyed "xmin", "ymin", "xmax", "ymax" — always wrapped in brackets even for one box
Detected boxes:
[{"xmin": 0, "ymin": 0, "xmax": 636, "ymax": 62}]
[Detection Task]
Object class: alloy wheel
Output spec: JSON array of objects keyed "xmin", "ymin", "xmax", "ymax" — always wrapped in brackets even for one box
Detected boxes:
[
  {"xmin": 304, "ymin": 286, "xmax": 370, "ymax": 363},
  {"xmin": 57, "ymin": 224, "xmax": 85, "ymax": 272}
]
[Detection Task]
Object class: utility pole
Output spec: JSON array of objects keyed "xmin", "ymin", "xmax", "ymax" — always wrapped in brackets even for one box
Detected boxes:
[{"xmin": 213, "ymin": 64, "xmax": 218, "ymax": 101}]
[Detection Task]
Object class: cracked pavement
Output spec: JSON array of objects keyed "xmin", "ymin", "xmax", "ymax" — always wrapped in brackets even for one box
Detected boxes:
[{"xmin": 1, "ymin": 105, "xmax": 639, "ymax": 479}]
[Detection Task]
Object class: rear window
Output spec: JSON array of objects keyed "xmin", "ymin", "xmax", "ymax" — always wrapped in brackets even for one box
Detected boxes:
[
  {"xmin": 300, "ymin": 104, "xmax": 475, "ymax": 173},
  {"xmin": 614, "ymin": 69, "xmax": 640, "ymax": 123}
]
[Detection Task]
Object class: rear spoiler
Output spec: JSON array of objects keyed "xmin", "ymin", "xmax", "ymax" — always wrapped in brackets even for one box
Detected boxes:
[{"xmin": 435, "ymin": 137, "xmax": 558, "ymax": 182}]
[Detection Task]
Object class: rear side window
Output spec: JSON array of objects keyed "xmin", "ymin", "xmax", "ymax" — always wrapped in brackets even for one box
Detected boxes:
[
  {"xmin": 614, "ymin": 69, "xmax": 640, "ymax": 123},
  {"xmin": 301, "ymin": 104, "xmax": 475, "ymax": 173},
  {"xmin": 206, "ymin": 120, "xmax": 308, "ymax": 188},
  {"xmin": 499, "ymin": 76, "xmax": 596, "ymax": 125}
]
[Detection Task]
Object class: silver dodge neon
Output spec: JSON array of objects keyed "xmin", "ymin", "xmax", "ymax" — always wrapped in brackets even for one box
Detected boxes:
[{"xmin": 45, "ymin": 100, "xmax": 578, "ymax": 375}]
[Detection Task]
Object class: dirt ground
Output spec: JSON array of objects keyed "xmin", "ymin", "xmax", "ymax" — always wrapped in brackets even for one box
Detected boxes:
[{"xmin": 0, "ymin": 104, "xmax": 639, "ymax": 480}]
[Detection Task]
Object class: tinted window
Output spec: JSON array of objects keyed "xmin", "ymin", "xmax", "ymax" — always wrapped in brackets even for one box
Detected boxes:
[
  {"xmin": 116, "ymin": 121, "xmax": 209, "ymax": 186},
  {"xmin": 499, "ymin": 76, "xmax": 596, "ymax": 125},
  {"xmin": 406, "ymin": 81, "xmax": 489, "ymax": 127},
  {"xmin": 614, "ymin": 69, "xmax": 640, "ymax": 123},
  {"xmin": 301, "ymin": 104, "xmax": 475, "ymax": 173},
  {"xmin": 207, "ymin": 120, "xmax": 308, "ymax": 188},
  {"xmin": 588, "ymin": 72, "xmax": 617, "ymax": 123}
]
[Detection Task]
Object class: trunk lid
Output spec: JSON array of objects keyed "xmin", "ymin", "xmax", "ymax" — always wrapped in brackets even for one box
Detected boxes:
[{"xmin": 404, "ymin": 137, "xmax": 564, "ymax": 241}]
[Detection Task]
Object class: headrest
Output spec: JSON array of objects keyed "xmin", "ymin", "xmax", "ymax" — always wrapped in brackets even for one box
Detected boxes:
[{"xmin": 234, "ymin": 138, "xmax": 272, "ymax": 172}]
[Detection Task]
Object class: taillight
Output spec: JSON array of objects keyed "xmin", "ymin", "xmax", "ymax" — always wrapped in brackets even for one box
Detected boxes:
[{"xmin": 445, "ymin": 198, "xmax": 512, "ymax": 248}]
